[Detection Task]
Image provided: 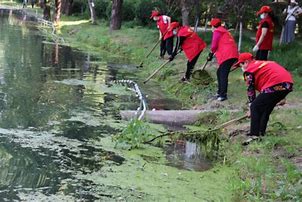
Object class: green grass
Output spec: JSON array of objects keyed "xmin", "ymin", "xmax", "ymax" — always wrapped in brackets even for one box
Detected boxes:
[
  {"xmin": 0, "ymin": 0, "xmax": 18, "ymax": 6},
  {"xmin": 56, "ymin": 17, "xmax": 302, "ymax": 201},
  {"xmin": 226, "ymin": 108, "xmax": 302, "ymax": 201}
]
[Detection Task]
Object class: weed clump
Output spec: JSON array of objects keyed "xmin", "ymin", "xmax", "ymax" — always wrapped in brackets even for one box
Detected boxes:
[{"xmin": 114, "ymin": 119, "xmax": 156, "ymax": 149}]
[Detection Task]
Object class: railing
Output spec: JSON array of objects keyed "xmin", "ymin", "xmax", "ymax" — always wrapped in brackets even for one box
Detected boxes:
[
  {"xmin": 112, "ymin": 80, "xmax": 147, "ymax": 121},
  {"xmin": 35, "ymin": 16, "xmax": 65, "ymax": 43},
  {"xmin": 20, "ymin": 8, "xmax": 65, "ymax": 43},
  {"xmin": 36, "ymin": 17, "xmax": 55, "ymax": 33}
]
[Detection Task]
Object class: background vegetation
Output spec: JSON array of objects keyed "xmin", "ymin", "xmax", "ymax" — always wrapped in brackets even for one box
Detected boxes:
[
  {"xmin": 14, "ymin": 0, "xmax": 302, "ymax": 34},
  {"xmin": 3, "ymin": 0, "xmax": 302, "ymax": 201}
]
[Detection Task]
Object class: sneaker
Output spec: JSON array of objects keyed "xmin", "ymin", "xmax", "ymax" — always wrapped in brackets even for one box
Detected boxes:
[
  {"xmin": 180, "ymin": 77, "xmax": 190, "ymax": 83},
  {"xmin": 242, "ymin": 135, "xmax": 261, "ymax": 146},
  {"xmin": 217, "ymin": 96, "xmax": 227, "ymax": 101}
]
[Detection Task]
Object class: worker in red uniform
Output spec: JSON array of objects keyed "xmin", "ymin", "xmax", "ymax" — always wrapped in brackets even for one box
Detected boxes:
[
  {"xmin": 233, "ymin": 53, "xmax": 293, "ymax": 143},
  {"xmin": 150, "ymin": 10, "xmax": 174, "ymax": 59},
  {"xmin": 253, "ymin": 6, "xmax": 275, "ymax": 60},
  {"xmin": 168, "ymin": 22, "xmax": 206, "ymax": 82},
  {"xmin": 207, "ymin": 18, "xmax": 239, "ymax": 101}
]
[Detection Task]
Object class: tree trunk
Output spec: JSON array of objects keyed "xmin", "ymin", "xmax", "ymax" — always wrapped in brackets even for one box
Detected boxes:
[
  {"xmin": 43, "ymin": 3, "xmax": 51, "ymax": 20},
  {"xmin": 52, "ymin": 43, "xmax": 59, "ymax": 65},
  {"xmin": 88, "ymin": 0, "xmax": 96, "ymax": 24},
  {"xmin": 204, "ymin": 18, "xmax": 208, "ymax": 34},
  {"xmin": 181, "ymin": 0, "xmax": 190, "ymax": 26},
  {"xmin": 110, "ymin": 0, "xmax": 123, "ymax": 31},
  {"xmin": 39, "ymin": 0, "xmax": 44, "ymax": 8},
  {"xmin": 238, "ymin": 20, "xmax": 243, "ymax": 52},
  {"xmin": 61, "ymin": 0, "xmax": 73, "ymax": 15},
  {"xmin": 54, "ymin": 0, "xmax": 62, "ymax": 24},
  {"xmin": 194, "ymin": 0, "xmax": 200, "ymax": 31}
]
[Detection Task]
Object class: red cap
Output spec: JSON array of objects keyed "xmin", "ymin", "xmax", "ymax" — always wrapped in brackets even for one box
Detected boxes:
[
  {"xmin": 256, "ymin": 6, "xmax": 272, "ymax": 15},
  {"xmin": 210, "ymin": 18, "xmax": 221, "ymax": 27},
  {"xmin": 150, "ymin": 10, "xmax": 160, "ymax": 19},
  {"xmin": 168, "ymin": 22, "xmax": 180, "ymax": 32},
  {"xmin": 233, "ymin": 53, "xmax": 253, "ymax": 67}
]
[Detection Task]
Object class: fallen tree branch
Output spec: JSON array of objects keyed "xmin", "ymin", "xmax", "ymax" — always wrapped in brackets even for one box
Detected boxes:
[
  {"xmin": 143, "ymin": 133, "xmax": 173, "ymax": 144},
  {"xmin": 143, "ymin": 115, "xmax": 248, "ymax": 144}
]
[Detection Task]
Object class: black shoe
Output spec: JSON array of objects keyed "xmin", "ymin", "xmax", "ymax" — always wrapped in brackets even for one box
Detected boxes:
[{"xmin": 259, "ymin": 132, "xmax": 265, "ymax": 136}]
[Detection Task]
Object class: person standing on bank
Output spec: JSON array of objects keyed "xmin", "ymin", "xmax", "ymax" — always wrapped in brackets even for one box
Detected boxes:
[
  {"xmin": 253, "ymin": 6, "xmax": 275, "ymax": 60},
  {"xmin": 207, "ymin": 18, "xmax": 238, "ymax": 101},
  {"xmin": 31, "ymin": 0, "xmax": 35, "ymax": 8},
  {"xmin": 22, "ymin": 0, "xmax": 27, "ymax": 8},
  {"xmin": 233, "ymin": 53, "xmax": 293, "ymax": 141},
  {"xmin": 150, "ymin": 10, "xmax": 174, "ymax": 59},
  {"xmin": 281, "ymin": 0, "xmax": 302, "ymax": 44},
  {"xmin": 168, "ymin": 22, "xmax": 206, "ymax": 82}
]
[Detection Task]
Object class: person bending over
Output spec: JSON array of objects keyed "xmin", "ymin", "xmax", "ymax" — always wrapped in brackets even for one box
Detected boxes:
[
  {"xmin": 233, "ymin": 53, "xmax": 293, "ymax": 139},
  {"xmin": 169, "ymin": 22, "xmax": 206, "ymax": 82}
]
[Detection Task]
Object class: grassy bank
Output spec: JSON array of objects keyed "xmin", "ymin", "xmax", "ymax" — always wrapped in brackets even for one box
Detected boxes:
[{"xmin": 56, "ymin": 16, "xmax": 302, "ymax": 201}]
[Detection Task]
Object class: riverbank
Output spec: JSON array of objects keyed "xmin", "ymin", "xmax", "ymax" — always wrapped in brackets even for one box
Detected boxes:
[
  {"xmin": 0, "ymin": 7, "xmax": 238, "ymax": 201},
  {"xmin": 57, "ymin": 16, "xmax": 302, "ymax": 201},
  {"xmin": 2, "ymin": 5, "xmax": 302, "ymax": 200}
]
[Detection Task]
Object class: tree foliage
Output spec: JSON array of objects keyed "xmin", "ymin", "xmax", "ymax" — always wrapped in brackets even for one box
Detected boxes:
[{"xmin": 45, "ymin": 0, "xmax": 293, "ymax": 32}]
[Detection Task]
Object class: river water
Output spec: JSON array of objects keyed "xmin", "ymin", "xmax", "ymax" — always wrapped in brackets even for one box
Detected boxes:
[{"xmin": 0, "ymin": 9, "xmax": 214, "ymax": 201}]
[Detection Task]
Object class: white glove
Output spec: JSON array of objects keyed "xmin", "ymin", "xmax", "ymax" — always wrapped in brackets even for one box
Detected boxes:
[{"xmin": 252, "ymin": 45, "xmax": 259, "ymax": 52}]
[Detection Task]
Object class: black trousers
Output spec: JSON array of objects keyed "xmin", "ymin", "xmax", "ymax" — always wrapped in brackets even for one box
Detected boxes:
[
  {"xmin": 256, "ymin": 50, "xmax": 269, "ymax": 60},
  {"xmin": 250, "ymin": 90, "xmax": 290, "ymax": 135},
  {"xmin": 216, "ymin": 58, "xmax": 237, "ymax": 98},
  {"xmin": 160, "ymin": 37, "xmax": 174, "ymax": 57},
  {"xmin": 185, "ymin": 51, "xmax": 202, "ymax": 79}
]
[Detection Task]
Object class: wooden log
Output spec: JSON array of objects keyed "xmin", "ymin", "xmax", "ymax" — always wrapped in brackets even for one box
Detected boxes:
[{"xmin": 120, "ymin": 109, "xmax": 239, "ymax": 126}]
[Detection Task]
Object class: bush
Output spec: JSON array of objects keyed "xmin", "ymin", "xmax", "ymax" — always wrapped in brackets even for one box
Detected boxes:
[
  {"xmin": 94, "ymin": 0, "xmax": 111, "ymax": 20},
  {"xmin": 122, "ymin": 0, "xmax": 136, "ymax": 21},
  {"xmin": 135, "ymin": 0, "xmax": 167, "ymax": 25},
  {"xmin": 71, "ymin": 0, "xmax": 87, "ymax": 16},
  {"xmin": 270, "ymin": 42, "xmax": 302, "ymax": 72}
]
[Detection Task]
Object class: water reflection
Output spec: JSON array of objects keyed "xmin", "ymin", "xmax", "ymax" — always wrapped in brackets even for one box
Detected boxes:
[
  {"xmin": 0, "ymin": 11, "xmax": 130, "ymax": 200},
  {"xmin": 165, "ymin": 140, "xmax": 212, "ymax": 172},
  {"xmin": 0, "ymin": 11, "xmax": 109, "ymax": 129},
  {"xmin": 0, "ymin": 136, "xmax": 61, "ymax": 199},
  {"xmin": 0, "ymin": 9, "xmax": 195, "ymax": 201}
]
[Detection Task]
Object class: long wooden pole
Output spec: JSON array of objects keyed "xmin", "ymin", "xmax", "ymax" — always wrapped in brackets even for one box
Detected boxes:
[
  {"xmin": 139, "ymin": 30, "xmax": 169, "ymax": 67},
  {"xmin": 211, "ymin": 115, "xmax": 248, "ymax": 131},
  {"xmin": 200, "ymin": 60, "xmax": 208, "ymax": 71},
  {"xmin": 138, "ymin": 39, "xmax": 161, "ymax": 67},
  {"xmin": 143, "ymin": 60, "xmax": 170, "ymax": 84}
]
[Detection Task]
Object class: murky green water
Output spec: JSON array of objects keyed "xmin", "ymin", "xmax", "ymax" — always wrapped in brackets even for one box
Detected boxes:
[
  {"xmin": 0, "ymin": 10, "xmax": 135, "ymax": 200},
  {"xmin": 0, "ymin": 10, "xmax": 231, "ymax": 201}
]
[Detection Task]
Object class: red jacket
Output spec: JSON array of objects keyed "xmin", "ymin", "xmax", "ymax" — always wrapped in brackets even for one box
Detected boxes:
[
  {"xmin": 212, "ymin": 26, "xmax": 238, "ymax": 65},
  {"xmin": 245, "ymin": 60, "xmax": 293, "ymax": 92},
  {"xmin": 256, "ymin": 17, "xmax": 274, "ymax": 51},
  {"xmin": 157, "ymin": 15, "xmax": 173, "ymax": 40},
  {"xmin": 177, "ymin": 26, "xmax": 206, "ymax": 62}
]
